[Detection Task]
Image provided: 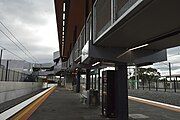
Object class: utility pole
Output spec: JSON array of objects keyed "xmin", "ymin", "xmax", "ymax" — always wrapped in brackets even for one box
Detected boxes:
[
  {"xmin": 5, "ymin": 60, "xmax": 9, "ymax": 81},
  {"xmin": 0, "ymin": 49, "xmax": 3, "ymax": 67},
  {"xmin": 169, "ymin": 62, "xmax": 172, "ymax": 82},
  {"xmin": 135, "ymin": 66, "xmax": 138, "ymax": 89}
]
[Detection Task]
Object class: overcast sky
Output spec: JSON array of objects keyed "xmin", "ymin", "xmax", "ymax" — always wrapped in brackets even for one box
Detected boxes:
[
  {"xmin": 0, "ymin": 0, "xmax": 59, "ymax": 63},
  {"xmin": 153, "ymin": 47, "xmax": 180, "ymax": 76}
]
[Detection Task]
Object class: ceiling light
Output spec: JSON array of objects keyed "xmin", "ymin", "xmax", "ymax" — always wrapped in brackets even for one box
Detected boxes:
[
  {"xmin": 129, "ymin": 44, "xmax": 149, "ymax": 51},
  {"xmin": 117, "ymin": 44, "xmax": 149, "ymax": 58},
  {"xmin": 92, "ymin": 62, "xmax": 100, "ymax": 67}
]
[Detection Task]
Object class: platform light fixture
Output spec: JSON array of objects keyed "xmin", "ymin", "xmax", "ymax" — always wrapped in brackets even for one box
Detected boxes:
[
  {"xmin": 63, "ymin": 2, "xmax": 66, "ymax": 12},
  {"xmin": 129, "ymin": 44, "xmax": 149, "ymax": 51},
  {"xmin": 92, "ymin": 62, "xmax": 100, "ymax": 67},
  {"xmin": 117, "ymin": 44, "xmax": 149, "ymax": 58},
  {"xmin": 63, "ymin": 21, "xmax": 65, "ymax": 26}
]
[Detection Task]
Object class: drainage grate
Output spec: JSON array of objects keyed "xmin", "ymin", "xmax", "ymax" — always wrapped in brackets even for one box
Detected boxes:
[{"xmin": 129, "ymin": 114, "xmax": 149, "ymax": 119}]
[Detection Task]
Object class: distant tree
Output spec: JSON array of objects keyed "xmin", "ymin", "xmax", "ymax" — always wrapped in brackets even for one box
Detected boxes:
[{"xmin": 130, "ymin": 67, "xmax": 161, "ymax": 83}]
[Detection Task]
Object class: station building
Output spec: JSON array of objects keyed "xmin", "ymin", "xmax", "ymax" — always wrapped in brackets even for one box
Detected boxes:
[{"xmin": 54, "ymin": 0, "xmax": 180, "ymax": 119}]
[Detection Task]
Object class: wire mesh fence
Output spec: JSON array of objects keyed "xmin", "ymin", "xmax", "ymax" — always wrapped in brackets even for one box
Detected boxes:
[
  {"xmin": 128, "ymin": 78, "xmax": 180, "ymax": 93},
  {"xmin": 0, "ymin": 67, "xmax": 31, "ymax": 82}
]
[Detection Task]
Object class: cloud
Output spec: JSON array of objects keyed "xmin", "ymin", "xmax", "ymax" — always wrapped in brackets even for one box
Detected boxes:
[
  {"xmin": 167, "ymin": 46, "xmax": 180, "ymax": 57},
  {"xmin": 152, "ymin": 47, "xmax": 180, "ymax": 76},
  {"xmin": 0, "ymin": 0, "xmax": 54, "ymax": 25},
  {"xmin": 0, "ymin": 0, "xmax": 59, "ymax": 63}
]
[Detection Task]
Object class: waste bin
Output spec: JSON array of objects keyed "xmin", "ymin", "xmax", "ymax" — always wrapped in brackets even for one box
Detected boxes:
[{"xmin": 87, "ymin": 89, "xmax": 99, "ymax": 106}]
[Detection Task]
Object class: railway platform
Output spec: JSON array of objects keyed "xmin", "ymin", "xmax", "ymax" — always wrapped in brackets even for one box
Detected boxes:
[
  {"xmin": 0, "ymin": 86, "xmax": 179, "ymax": 120},
  {"xmin": 29, "ymin": 87, "xmax": 180, "ymax": 120}
]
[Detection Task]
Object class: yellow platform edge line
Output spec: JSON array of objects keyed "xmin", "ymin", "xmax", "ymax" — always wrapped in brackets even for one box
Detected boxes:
[
  {"xmin": 10, "ymin": 86, "xmax": 57, "ymax": 120},
  {"xmin": 128, "ymin": 96, "xmax": 180, "ymax": 113}
]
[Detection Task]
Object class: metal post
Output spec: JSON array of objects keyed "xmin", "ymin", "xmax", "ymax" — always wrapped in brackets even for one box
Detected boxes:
[
  {"xmin": 142, "ymin": 79, "xmax": 144, "ymax": 90},
  {"xmin": 1, "ymin": 67, "xmax": 3, "ymax": 81},
  {"xmin": 115, "ymin": 62, "xmax": 128, "ymax": 120},
  {"xmin": 8, "ymin": 69, "xmax": 11, "ymax": 81},
  {"xmin": 176, "ymin": 77, "xmax": 178, "ymax": 89},
  {"xmin": 86, "ymin": 69, "xmax": 90, "ymax": 90},
  {"xmin": 19, "ymin": 73, "xmax": 21, "ymax": 82},
  {"xmin": 164, "ymin": 77, "xmax": 167, "ymax": 92},
  {"xmin": 59, "ymin": 74, "xmax": 61, "ymax": 86},
  {"xmin": 18, "ymin": 72, "xmax": 22, "ymax": 82},
  {"xmin": 63, "ymin": 74, "xmax": 66, "ymax": 86},
  {"xmin": 101, "ymin": 71, "xmax": 104, "ymax": 116},
  {"xmin": 135, "ymin": 66, "xmax": 138, "ymax": 89},
  {"xmin": 12, "ymin": 71, "xmax": 15, "ymax": 81},
  {"xmin": 5, "ymin": 60, "xmax": 9, "ymax": 81},
  {"xmin": 0, "ymin": 49, "xmax": 3, "ymax": 67},
  {"xmin": 98, "ymin": 68, "xmax": 101, "ymax": 105},
  {"xmin": 169, "ymin": 62, "xmax": 172, "ymax": 82},
  {"xmin": 174, "ymin": 78, "xmax": 176, "ymax": 92},
  {"xmin": 76, "ymin": 70, "xmax": 80, "ymax": 93},
  {"xmin": 17, "ymin": 71, "xmax": 20, "ymax": 81},
  {"xmin": 95, "ymin": 73, "xmax": 97, "ymax": 89},
  {"xmin": 148, "ymin": 79, "xmax": 151, "ymax": 91},
  {"xmin": 156, "ymin": 79, "xmax": 158, "ymax": 91},
  {"xmin": 37, "ymin": 76, "xmax": 39, "ymax": 82},
  {"xmin": 22, "ymin": 73, "xmax": 24, "ymax": 81},
  {"xmin": 169, "ymin": 63, "xmax": 172, "ymax": 91}
]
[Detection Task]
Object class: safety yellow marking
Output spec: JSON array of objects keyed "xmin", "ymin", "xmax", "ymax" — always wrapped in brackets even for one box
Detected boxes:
[
  {"xmin": 128, "ymin": 96, "xmax": 180, "ymax": 113},
  {"xmin": 10, "ymin": 86, "xmax": 56, "ymax": 120}
]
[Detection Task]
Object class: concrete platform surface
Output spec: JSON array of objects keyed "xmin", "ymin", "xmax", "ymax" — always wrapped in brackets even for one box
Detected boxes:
[
  {"xmin": 29, "ymin": 87, "xmax": 180, "ymax": 120},
  {"xmin": 29, "ymin": 87, "xmax": 107, "ymax": 120},
  {"xmin": 129, "ymin": 100, "xmax": 180, "ymax": 120},
  {"xmin": 128, "ymin": 89, "xmax": 180, "ymax": 106}
]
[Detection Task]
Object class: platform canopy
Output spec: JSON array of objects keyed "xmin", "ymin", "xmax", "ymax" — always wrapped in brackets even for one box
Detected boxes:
[
  {"xmin": 54, "ymin": 0, "xmax": 92, "ymax": 61},
  {"xmin": 95, "ymin": 0, "xmax": 180, "ymax": 51}
]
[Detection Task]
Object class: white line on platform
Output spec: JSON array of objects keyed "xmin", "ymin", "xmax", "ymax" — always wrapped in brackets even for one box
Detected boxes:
[
  {"xmin": 128, "ymin": 96, "xmax": 180, "ymax": 112},
  {"xmin": 0, "ymin": 85, "xmax": 56, "ymax": 120}
]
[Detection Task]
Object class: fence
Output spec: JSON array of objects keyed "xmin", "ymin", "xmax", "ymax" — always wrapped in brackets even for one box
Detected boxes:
[
  {"xmin": 128, "ymin": 78, "xmax": 180, "ymax": 93},
  {"xmin": 0, "ymin": 67, "xmax": 30, "ymax": 82}
]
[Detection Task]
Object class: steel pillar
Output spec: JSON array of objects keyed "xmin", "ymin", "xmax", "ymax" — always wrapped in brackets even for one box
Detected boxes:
[
  {"xmin": 98, "ymin": 68, "xmax": 101, "ymax": 105},
  {"xmin": 0, "ymin": 49, "xmax": 3, "ymax": 67},
  {"xmin": 156, "ymin": 78, "xmax": 158, "ymax": 91},
  {"xmin": 134, "ymin": 66, "xmax": 138, "ymax": 89},
  {"xmin": 169, "ymin": 62, "xmax": 172, "ymax": 82},
  {"xmin": 76, "ymin": 70, "xmax": 81, "ymax": 93},
  {"xmin": 5, "ymin": 60, "xmax": 9, "ymax": 81},
  {"xmin": 174, "ymin": 78, "xmax": 176, "ymax": 92},
  {"xmin": 1, "ymin": 66, "xmax": 4, "ymax": 81},
  {"xmin": 86, "ymin": 69, "xmax": 90, "ymax": 90},
  {"xmin": 115, "ymin": 62, "xmax": 128, "ymax": 120},
  {"xmin": 13, "ymin": 70, "xmax": 15, "ymax": 81}
]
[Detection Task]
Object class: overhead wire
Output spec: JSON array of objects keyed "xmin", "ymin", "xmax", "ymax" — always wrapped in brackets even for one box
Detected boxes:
[
  {"xmin": 0, "ymin": 45, "xmax": 27, "ymax": 62},
  {"xmin": 0, "ymin": 21, "xmax": 39, "ymax": 63},
  {"xmin": 0, "ymin": 29, "xmax": 37, "ymax": 63}
]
